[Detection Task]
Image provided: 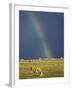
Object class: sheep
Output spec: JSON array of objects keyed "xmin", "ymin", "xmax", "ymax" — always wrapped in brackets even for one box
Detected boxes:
[
  {"xmin": 36, "ymin": 67, "xmax": 43, "ymax": 76},
  {"xmin": 39, "ymin": 58, "xmax": 42, "ymax": 61},
  {"xmin": 36, "ymin": 67, "xmax": 41, "ymax": 73},
  {"xmin": 30, "ymin": 67, "xmax": 43, "ymax": 76}
]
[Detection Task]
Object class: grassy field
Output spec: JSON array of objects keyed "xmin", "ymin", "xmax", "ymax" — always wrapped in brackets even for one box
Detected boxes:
[{"xmin": 19, "ymin": 58, "xmax": 64, "ymax": 79}]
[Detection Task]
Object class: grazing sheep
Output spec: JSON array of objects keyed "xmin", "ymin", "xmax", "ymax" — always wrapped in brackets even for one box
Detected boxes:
[
  {"xmin": 30, "ymin": 67, "xmax": 43, "ymax": 76},
  {"xmin": 36, "ymin": 68, "xmax": 43, "ymax": 76},
  {"xmin": 20, "ymin": 59, "xmax": 24, "ymax": 62},
  {"xmin": 60, "ymin": 57, "xmax": 63, "ymax": 59},
  {"xmin": 39, "ymin": 58, "xmax": 42, "ymax": 61},
  {"xmin": 36, "ymin": 67, "xmax": 41, "ymax": 73}
]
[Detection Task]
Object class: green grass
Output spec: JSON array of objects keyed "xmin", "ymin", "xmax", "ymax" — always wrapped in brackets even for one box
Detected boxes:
[{"xmin": 19, "ymin": 58, "xmax": 64, "ymax": 79}]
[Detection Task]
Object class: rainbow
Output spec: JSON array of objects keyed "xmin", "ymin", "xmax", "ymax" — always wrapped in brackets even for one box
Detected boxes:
[{"xmin": 29, "ymin": 12, "xmax": 52, "ymax": 58}]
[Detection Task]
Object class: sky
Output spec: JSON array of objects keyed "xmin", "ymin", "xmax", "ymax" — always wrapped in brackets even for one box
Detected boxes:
[{"xmin": 19, "ymin": 10, "xmax": 64, "ymax": 60}]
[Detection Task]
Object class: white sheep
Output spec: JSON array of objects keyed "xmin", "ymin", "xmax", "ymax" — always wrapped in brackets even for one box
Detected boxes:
[{"xmin": 30, "ymin": 67, "xmax": 43, "ymax": 76}]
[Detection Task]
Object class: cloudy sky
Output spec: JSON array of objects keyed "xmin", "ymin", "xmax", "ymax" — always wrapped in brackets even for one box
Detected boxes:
[{"xmin": 19, "ymin": 10, "xmax": 64, "ymax": 60}]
